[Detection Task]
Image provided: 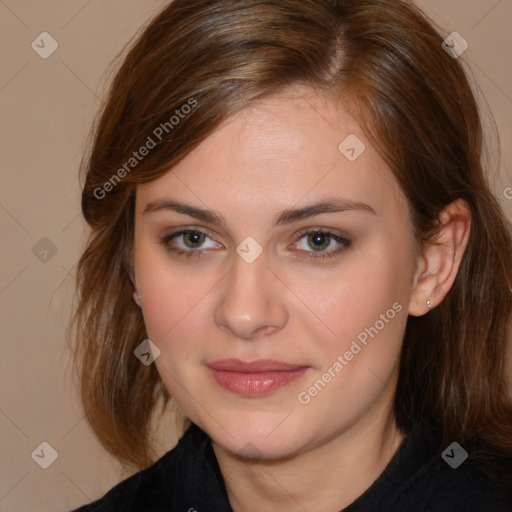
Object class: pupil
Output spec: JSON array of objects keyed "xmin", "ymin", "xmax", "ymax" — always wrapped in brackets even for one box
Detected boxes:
[
  {"xmin": 310, "ymin": 232, "xmax": 328, "ymax": 251},
  {"xmin": 186, "ymin": 231, "xmax": 203, "ymax": 247}
]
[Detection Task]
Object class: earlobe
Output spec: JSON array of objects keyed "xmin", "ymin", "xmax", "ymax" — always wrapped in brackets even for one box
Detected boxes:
[
  {"xmin": 130, "ymin": 268, "xmax": 142, "ymax": 307},
  {"xmin": 408, "ymin": 199, "xmax": 471, "ymax": 317}
]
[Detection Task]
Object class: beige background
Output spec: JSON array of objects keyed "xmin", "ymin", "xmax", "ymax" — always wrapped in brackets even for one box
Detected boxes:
[{"xmin": 0, "ymin": 1, "xmax": 511, "ymax": 511}]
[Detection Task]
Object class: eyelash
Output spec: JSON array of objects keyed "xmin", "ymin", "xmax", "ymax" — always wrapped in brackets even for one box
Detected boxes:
[{"xmin": 159, "ymin": 227, "xmax": 351, "ymax": 261}]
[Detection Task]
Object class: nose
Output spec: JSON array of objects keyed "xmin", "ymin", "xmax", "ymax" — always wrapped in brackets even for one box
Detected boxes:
[{"xmin": 214, "ymin": 248, "xmax": 288, "ymax": 340}]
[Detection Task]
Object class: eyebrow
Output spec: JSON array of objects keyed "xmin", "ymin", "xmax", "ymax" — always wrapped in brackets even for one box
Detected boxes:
[{"xmin": 142, "ymin": 197, "xmax": 376, "ymax": 229}]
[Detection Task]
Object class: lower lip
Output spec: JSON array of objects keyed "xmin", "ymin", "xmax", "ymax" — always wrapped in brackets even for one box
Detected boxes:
[{"xmin": 208, "ymin": 367, "xmax": 310, "ymax": 396}]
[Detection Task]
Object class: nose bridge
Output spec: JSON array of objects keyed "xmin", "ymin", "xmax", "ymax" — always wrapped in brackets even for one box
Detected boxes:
[{"xmin": 214, "ymin": 245, "xmax": 286, "ymax": 339}]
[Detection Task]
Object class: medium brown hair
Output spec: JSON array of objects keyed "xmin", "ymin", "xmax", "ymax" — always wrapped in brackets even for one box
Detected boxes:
[{"xmin": 69, "ymin": 0, "xmax": 512, "ymax": 491}]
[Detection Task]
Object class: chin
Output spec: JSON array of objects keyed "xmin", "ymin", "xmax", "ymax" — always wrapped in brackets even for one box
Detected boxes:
[{"xmin": 205, "ymin": 413, "xmax": 310, "ymax": 461}]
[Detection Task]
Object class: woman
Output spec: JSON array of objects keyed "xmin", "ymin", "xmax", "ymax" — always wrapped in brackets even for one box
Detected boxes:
[{"xmin": 69, "ymin": 0, "xmax": 512, "ymax": 510}]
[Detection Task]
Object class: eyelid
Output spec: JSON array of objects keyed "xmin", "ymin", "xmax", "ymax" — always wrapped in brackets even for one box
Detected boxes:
[
  {"xmin": 161, "ymin": 226, "xmax": 221, "ymax": 249},
  {"xmin": 289, "ymin": 227, "xmax": 351, "ymax": 258},
  {"xmin": 160, "ymin": 225, "xmax": 351, "ymax": 258},
  {"xmin": 293, "ymin": 226, "xmax": 350, "ymax": 242}
]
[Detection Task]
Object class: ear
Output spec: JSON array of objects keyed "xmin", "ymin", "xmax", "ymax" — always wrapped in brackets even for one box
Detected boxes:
[
  {"xmin": 409, "ymin": 199, "xmax": 471, "ymax": 316},
  {"xmin": 133, "ymin": 289, "xmax": 142, "ymax": 307},
  {"xmin": 128, "ymin": 268, "xmax": 142, "ymax": 308}
]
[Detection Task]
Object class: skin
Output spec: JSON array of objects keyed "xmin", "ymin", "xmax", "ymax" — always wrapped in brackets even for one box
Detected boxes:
[{"xmin": 131, "ymin": 86, "xmax": 471, "ymax": 511}]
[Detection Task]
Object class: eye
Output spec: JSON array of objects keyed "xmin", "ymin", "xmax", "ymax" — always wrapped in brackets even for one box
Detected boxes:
[
  {"xmin": 291, "ymin": 229, "xmax": 351, "ymax": 260},
  {"xmin": 160, "ymin": 228, "xmax": 221, "ymax": 258},
  {"xmin": 160, "ymin": 227, "xmax": 351, "ymax": 261}
]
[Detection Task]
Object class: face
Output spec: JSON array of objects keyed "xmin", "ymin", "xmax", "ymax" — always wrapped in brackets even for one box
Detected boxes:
[{"xmin": 132, "ymin": 87, "xmax": 420, "ymax": 460}]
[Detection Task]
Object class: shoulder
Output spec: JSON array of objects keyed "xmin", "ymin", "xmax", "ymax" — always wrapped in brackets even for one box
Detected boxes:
[
  {"xmin": 426, "ymin": 457, "xmax": 511, "ymax": 512},
  {"xmin": 70, "ymin": 423, "xmax": 210, "ymax": 512},
  {"xmin": 344, "ymin": 425, "xmax": 512, "ymax": 512},
  {"xmin": 388, "ymin": 431, "xmax": 511, "ymax": 512},
  {"xmin": 71, "ymin": 451, "xmax": 177, "ymax": 512}
]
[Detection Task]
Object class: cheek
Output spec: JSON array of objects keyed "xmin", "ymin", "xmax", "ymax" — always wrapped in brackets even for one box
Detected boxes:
[
  {"xmin": 135, "ymin": 249, "xmax": 213, "ymax": 350},
  {"xmin": 141, "ymin": 278, "xmax": 212, "ymax": 390},
  {"xmin": 142, "ymin": 281, "xmax": 209, "ymax": 344},
  {"xmin": 301, "ymin": 247, "xmax": 409, "ymax": 352},
  {"xmin": 294, "ymin": 256, "xmax": 408, "ymax": 422}
]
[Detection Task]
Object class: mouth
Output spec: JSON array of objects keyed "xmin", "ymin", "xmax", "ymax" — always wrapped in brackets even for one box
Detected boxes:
[{"xmin": 206, "ymin": 359, "xmax": 311, "ymax": 396}]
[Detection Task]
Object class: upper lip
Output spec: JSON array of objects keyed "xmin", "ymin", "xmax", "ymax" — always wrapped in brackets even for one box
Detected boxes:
[{"xmin": 207, "ymin": 359, "xmax": 308, "ymax": 372}]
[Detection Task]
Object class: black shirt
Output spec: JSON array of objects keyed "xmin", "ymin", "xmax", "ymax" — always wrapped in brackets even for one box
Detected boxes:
[{"xmin": 72, "ymin": 423, "xmax": 511, "ymax": 512}]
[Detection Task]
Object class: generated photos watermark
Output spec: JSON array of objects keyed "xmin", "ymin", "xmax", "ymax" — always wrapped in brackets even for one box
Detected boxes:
[
  {"xmin": 134, "ymin": 338, "xmax": 161, "ymax": 366},
  {"xmin": 441, "ymin": 442, "xmax": 468, "ymax": 469},
  {"xmin": 93, "ymin": 97, "xmax": 198, "ymax": 200},
  {"xmin": 298, "ymin": 301, "xmax": 403, "ymax": 405}
]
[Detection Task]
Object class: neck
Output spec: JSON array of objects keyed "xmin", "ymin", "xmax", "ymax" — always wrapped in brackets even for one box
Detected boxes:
[{"xmin": 212, "ymin": 398, "xmax": 404, "ymax": 512}]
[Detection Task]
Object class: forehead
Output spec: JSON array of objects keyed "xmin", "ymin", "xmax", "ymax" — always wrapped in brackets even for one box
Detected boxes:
[{"xmin": 136, "ymin": 87, "xmax": 407, "ymax": 221}]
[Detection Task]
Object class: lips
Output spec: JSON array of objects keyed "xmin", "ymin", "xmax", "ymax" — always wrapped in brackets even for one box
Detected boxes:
[
  {"xmin": 207, "ymin": 358, "xmax": 307, "ymax": 372},
  {"xmin": 207, "ymin": 358, "xmax": 310, "ymax": 396}
]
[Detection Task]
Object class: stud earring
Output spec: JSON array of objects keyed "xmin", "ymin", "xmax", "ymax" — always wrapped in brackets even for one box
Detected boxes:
[{"xmin": 426, "ymin": 300, "xmax": 433, "ymax": 309}]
